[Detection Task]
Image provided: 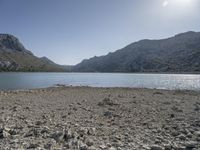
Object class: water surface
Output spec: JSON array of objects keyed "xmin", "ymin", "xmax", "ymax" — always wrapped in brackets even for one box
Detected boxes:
[{"xmin": 0, "ymin": 73, "xmax": 200, "ymax": 91}]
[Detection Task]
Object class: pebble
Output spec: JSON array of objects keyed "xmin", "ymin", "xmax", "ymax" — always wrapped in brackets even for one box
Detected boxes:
[
  {"xmin": 50, "ymin": 131, "xmax": 64, "ymax": 142},
  {"xmin": 99, "ymin": 144, "xmax": 107, "ymax": 149},
  {"xmin": 194, "ymin": 131, "xmax": 200, "ymax": 137},
  {"xmin": 109, "ymin": 147, "xmax": 116, "ymax": 150},
  {"xmin": 27, "ymin": 143, "xmax": 39, "ymax": 149},
  {"xmin": 88, "ymin": 146, "xmax": 97, "ymax": 150},
  {"xmin": 150, "ymin": 145, "xmax": 164, "ymax": 150},
  {"xmin": 86, "ymin": 138, "xmax": 94, "ymax": 146},
  {"xmin": 178, "ymin": 134, "xmax": 186, "ymax": 140},
  {"xmin": 185, "ymin": 141, "xmax": 198, "ymax": 148},
  {"xmin": 79, "ymin": 141, "xmax": 88, "ymax": 150}
]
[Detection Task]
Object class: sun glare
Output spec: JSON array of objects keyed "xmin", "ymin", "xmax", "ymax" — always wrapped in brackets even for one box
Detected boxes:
[
  {"xmin": 162, "ymin": 0, "xmax": 193, "ymax": 8},
  {"xmin": 163, "ymin": 1, "xmax": 169, "ymax": 7},
  {"xmin": 173, "ymin": 0, "xmax": 191, "ymax": 6}
]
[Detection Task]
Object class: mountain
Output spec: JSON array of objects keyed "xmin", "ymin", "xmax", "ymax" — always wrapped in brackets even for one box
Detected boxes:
[
  {"xmin": 73, "ymin": 31, "xmax": 200, "ymax": 73},
  {"xmin": 0, "ymin": 34, "xmax": 66, "ymax": 72}
]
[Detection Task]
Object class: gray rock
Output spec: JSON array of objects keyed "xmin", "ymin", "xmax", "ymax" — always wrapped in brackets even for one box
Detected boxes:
[
  {"xmin": 27, "ymin": 143, "xmax": 39, "ymax": 149},
  {"xmin": 0, "ymin": 128, "xmax": 4, "ymax": 139},
  {"xmin": 99, "ymin": 144, "xmax": 107, "ymax": 149},
  {"xmin": 50, "ymin": 131, "xmax": 64, "ymax": 142},
  {"xmin": 79, "ymin": 141, "xmax": 88, "ymax": 150},
  {"xmin": 163, "ymin": 144, "xmax": 171, "ymax": 150},
  {"xmin": 44, "ymin": 142, "xmax": 52, "ymax": 149},
  {"xmin": 88, "ymin": 146, "xmax": 97, "ymax": 150},
  {"xmin": 0, "ymin": 128, "xmax": 11, "ymax": 139},
  {"xmin": 64, "ymin": 129, "xmax": 74, "ymax": 141},
  {"xmin": 104, "ymin": 111, "xmax": 113, "ymax": 118},
  {"xmin": 150, "ymin": 145, "xmax": 164, "ymax": 150},
  {"xmin": 185, "ymin": 141, "xmax": 198, "ymax": 148},
  {"xmin": 109, "ymin": 147, "xmax": 116, "ymax": 150},
  {"xmin": 87, "ymin": 127, "xmax": 96, "ymax": 135},
  {"xmin": 98, "ymin": 98, "xmax": 118, "ymax": 107},
  {"xmin": 194, "ymin": 131, "xmax": 200, "ymax": 137},
  {"xmin": 178, "ymin": 134, "xmax": 186, "ymax": 140},
  {"xmin": 2, "ymin": 130, "xmax": 11, "ymax": 138},
  {"xmin": 86, "ymin": 138, "xmax": 94, "ymax": 146},
  {"xmin": 78, "ymin": 127, "xmax": 88, "ymax": 136}
]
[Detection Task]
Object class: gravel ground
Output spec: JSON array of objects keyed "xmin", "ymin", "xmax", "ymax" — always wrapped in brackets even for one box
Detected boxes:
[{"xmin": 0, "ymin": 86, "xmax": 200, "ymax": 150}]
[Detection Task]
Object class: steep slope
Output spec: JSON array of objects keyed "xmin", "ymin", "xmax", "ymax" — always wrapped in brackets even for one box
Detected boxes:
[
  {"xmin": 73, "ymin": 31, "xmax": 200, "ymax": 73},
  {"xmin": 0, "ymin": 34, "xmax": 65, "ymax": 72}
]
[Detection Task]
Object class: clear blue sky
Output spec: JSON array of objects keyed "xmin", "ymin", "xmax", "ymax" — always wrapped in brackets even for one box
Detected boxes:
[{"xmin": 0, "ymin": 0, "xmax": 200, "ymax": 65}]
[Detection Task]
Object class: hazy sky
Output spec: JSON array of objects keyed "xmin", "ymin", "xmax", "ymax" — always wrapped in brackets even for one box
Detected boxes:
[{"xmin": 0, "ymin": 0, "xmax": 200, "ymax": 65}]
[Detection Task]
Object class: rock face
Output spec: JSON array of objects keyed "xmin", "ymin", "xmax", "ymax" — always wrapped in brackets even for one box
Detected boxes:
[
  {"xmin": 73, "ymin": 31, "xmax": 200, "ymax": 73},
  {"xmin": 0, "ymin": 34, "xmax": 66, "ymax": 72},
  {"xmin": 0, "ymin": 34, "xmax": 32, "ymax": 54}
]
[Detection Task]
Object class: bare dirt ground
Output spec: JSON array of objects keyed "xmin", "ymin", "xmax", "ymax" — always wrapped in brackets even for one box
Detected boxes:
[{"xmin": 0, "ymin": 86, "xmax": 200, "ymax": 150}]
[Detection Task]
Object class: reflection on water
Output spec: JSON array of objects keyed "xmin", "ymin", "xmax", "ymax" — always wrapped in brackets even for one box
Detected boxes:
[{"xmin": 0, "ymin": 73, "xmax": 200, "ymax": 90}]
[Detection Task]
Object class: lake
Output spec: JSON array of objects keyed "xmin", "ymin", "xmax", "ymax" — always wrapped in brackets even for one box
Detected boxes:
[{"xmin": 0, "ymin": 72, "xmax": 200, "ymax": 91}]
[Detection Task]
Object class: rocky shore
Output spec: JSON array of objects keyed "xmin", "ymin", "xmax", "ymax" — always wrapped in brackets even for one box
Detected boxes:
[{"xmin": 0, "ymin": 86, "xmax": 200, "ymax": 150}]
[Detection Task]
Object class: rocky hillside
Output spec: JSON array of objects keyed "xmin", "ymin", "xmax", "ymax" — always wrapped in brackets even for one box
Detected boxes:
[
  {"xmin": 73, "ymin": 31, "xmax": 200, "ymax": 73},
  {"xmin": 0, "ymin": 34, "xmax": 65, "ymax": 72}
]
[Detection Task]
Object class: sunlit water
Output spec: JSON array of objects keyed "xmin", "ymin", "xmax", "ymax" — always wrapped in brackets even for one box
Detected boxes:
[{"xmin": 0, "ymin": 73, "xmax": 200, "ymax": 91}]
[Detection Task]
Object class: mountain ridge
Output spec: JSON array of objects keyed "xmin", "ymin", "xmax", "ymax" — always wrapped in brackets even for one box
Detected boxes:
[
  {"xmin": 0, "ymin": 34, "xmax": 66, "ymax": 72},
  {"xmin": 1, "ymin": 31, "xmax": 200, "ymax": 73},
  {"xmin": 73, "ymin": 31, "xmax": 200, "ymax": 73}
]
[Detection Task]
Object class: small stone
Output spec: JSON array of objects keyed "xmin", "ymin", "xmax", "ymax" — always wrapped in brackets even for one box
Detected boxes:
[
  {"xmin": 109, "ymin": 147, "xmax": 116, "ymax": 150},
  {"xmin": 150, "ymin": 145, "xmax": 164, "ymax": 150},
  {"xmin": 50, "ymin": 131, "xmax": 64, "ymax": 142},
  {"xmin": 44, "ymin": 142, "xmax": 52, "ymax": 149},
  {"xmin": 24, "ymin": 128, "xmax": 39, "ymax": 137},
  {"xmin": 41, "ymin": 126, "xmax": 50, "ymax": 134},
  {"xmin": 0, "ymin": 128, "xmax": 4, "ymax": 139},
  {"xmin": 86, "ymin": 138, "xmax": 94, "ymax": 146},
  {"xmin": 64, "ymin": 129, "xmax": 74, "ymax": 141},
  {"xmin": 164, "ymin": 144, "xmax": 171, "ymax": 150},
  {"xmin": 35, "ymin": 120, "xmax": 43, "ymax": 126},
  {"xmin": 107, "ymin": 143, "xmax": 112, "ymax": 147},
  {"xmin": 12, "ymin": 106, "xmax": 17, "ymax": 112},
  {"xmin": 88, "ymin": 146, "xmax": 97, "ymax": 150},
  {"xmin": 99, "ymin": 144, "xmax": 107, "ymax": 149},
  {"xmin": 3, "ymin": 130, "xmax": 11, "ymax": 138},
  {"xmin": 178, "ymin": 134, "xmax": 186, "ymax": 140},
  {"xmin": 87, "ymin": 127, "xmax": 96, "ymax": 135},
  {"xmin": 194, "ymin": 105, "xmax": 200, "ymax": 111},
  {"xmin": 79, "ymin": 141, "xmax": 88, "ymax": 150},
  {"xmin": 78, "ymin": 127, "xmax": 88, "ymax": 136},
  {"xmin": 104, "ymin": 111, "xmax": 113, "ymax": 118},
  {"xmin": 98, "ymin": 98, "xmax": 118, "ymax": 106},
  {"xmin": 27, "ymin": 143, "xmax": 39, "ymax": 149},
  {"xmin": 170, "ymin": 114, "xmax": 175, "ymax": 118},
  {"xmin": 185, "ymin": 141, "xmax": 197, "ymax": 148},
  {"xmin": 194, "ymin": 131, "xmax": 200, "ymax": 137}
]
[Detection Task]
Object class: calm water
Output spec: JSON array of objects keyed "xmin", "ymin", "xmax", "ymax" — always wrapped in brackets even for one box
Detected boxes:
[{"xmin": 0, "ymin": 73, "xmax": 200, "ymax": 91}]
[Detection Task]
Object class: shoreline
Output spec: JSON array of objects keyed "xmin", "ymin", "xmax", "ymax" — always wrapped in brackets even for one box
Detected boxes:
[
  {"xmin": 0, "ymin": 71, "xmax": 200, "ymax": 75},
  {"xmin": 1, "ymin": 85, "xmax": 200, "ymax": 94},
  {"xmin": 0, "ymin": 86, "xmax": 200, "ymax": 149}
]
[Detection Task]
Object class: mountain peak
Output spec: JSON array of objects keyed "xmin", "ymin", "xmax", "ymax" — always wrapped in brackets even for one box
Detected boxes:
[
  {"xmin": 0, "ymin": 34, "xmax": 66, "ymax": 72},
  {"xmin": 40, "ymin": 57, "xmax": 56, "ymax": 65},
  {"xmin": 0, "ymin": 34, "xmax": 34, "ymax": 55},
  {"xmin": 174, "ymin": 31, "xmax": 199, "ymax": 38},
  {"xmin": 0, "ymin": 34, "xmax": 27, "ymax": 51}
]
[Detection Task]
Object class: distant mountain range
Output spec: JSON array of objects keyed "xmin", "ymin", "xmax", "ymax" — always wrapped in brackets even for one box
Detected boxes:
[
  {"xmin": 1, "ymin": 31, "xmax": 200, "ymax": 73},
  {"xmin": 0, "ymin": 34, "xmax": 66, "ymax": 72},
  {"xmin": 73, "ymin": 31, "xmax": 200, "ymax": 73}
]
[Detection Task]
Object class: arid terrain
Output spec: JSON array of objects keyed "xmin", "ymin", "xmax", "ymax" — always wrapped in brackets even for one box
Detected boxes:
[{"xmin": 0, "ymin": 86, "xmax": 200, "ymax": 150}]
